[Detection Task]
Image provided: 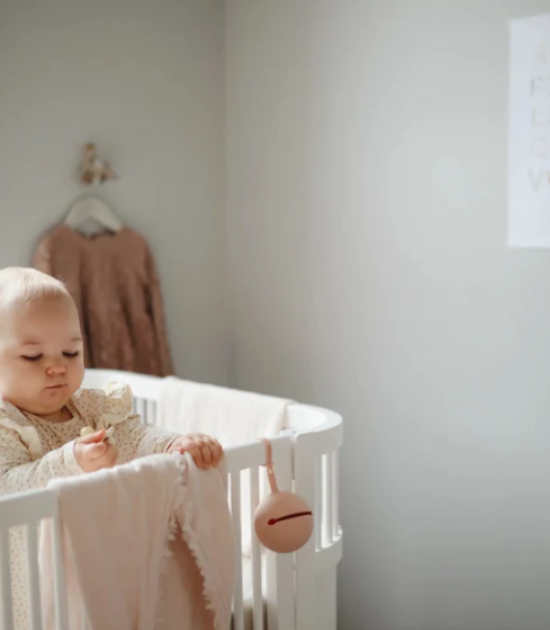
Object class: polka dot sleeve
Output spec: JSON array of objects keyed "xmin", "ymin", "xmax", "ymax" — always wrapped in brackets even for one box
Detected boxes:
[
  {"xmin": 97, "ymin": 382, "xmax": 179, "ymax": 460},
  {"xmin": 112, "ymin": 418, "xmax": 179, "ymax": 460},
  {"xmin": 0, "ymin": 426, "xmax": 82, "ymax": 497}
]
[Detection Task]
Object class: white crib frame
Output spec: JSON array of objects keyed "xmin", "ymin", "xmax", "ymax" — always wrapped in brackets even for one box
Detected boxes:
[{"xmin": 0, "ymin": 369, "xmax": 343, "ymax": 630}]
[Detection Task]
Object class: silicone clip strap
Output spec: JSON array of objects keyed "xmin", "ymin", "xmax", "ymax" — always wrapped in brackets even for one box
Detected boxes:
[
  {"xmin": 259, "ymin": 437, "xmax": 279, "ymax": 493},
  {"xmin": 260, "ymin": 437, "xmax": 272, "ymax": 466}
]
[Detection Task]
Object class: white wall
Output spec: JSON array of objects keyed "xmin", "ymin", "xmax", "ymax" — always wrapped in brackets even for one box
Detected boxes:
[
  {"xmin": 226, "ymin": 1, "xmax": 550, "ymax": 628},
  {"xmin": 0, "ymin": 0, "xmax": 227, "ymax": 384}
]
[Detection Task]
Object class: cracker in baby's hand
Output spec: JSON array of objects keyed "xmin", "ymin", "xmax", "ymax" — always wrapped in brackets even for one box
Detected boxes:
[{"xmin": 80, "ymin": 426, "xmax": 115, "ymax": 442}]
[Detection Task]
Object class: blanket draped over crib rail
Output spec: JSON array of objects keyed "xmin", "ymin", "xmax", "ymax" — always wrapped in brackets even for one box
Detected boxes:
[{"xmin": 39, "ymin": 453, "xmax": 235, "ymax": 630}]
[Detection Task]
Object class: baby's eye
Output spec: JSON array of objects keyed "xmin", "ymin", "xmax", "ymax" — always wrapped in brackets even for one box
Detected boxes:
[
  {"xmin": 22, "ymin": 355, "xmax": 43, "ymax": 362},
  {"xmin": 63, "ymin": 351, "xmax": 80, "ymax": 358}
]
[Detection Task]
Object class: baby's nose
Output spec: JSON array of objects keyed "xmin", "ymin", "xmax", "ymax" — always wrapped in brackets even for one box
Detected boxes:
[{"xmin": 46, "ymin": 363, "xmax": 67, "ymax": 376}]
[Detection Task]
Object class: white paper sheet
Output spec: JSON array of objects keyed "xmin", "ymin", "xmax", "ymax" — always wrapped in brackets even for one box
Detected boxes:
[{"xmin": 508, "ymin": 14, "xmax": 550, "ymax": 248}]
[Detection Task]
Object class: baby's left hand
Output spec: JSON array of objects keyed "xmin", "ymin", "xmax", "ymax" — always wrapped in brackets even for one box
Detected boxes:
[{"xmin": 166, "ymin": 434, "xmax": 224, "ymax": 470}]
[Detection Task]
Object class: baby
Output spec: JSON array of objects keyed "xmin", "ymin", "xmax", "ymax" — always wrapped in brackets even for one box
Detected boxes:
[
  {"xmin": 0, "ymin": 267, "xmax": 224, "ymax": 629},
  {"xmin": 0, "ymin": 266, "xmax": 223, "ymax": 490}
]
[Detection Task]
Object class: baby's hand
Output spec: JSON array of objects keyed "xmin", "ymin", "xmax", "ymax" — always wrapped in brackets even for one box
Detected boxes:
[
  {"xmin": 74, "ymin": 429, "xmax": 118, "ymax": 473},
  {"xmin": 166, "ymin": 434, "xmax": 223, "ymax": 470}
]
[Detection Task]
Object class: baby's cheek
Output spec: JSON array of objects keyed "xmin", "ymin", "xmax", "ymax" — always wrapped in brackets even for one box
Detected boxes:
[
  {"xmin": 3, "ymin": 359, "xmax": 31, "ymax": 385},
  {"xmin": 69, "ymin": 368, "xmax": 84, "ymax": 393},
  {"xmin": 0, "ymin": 362, "xmax": 39, "ymax": 404}
]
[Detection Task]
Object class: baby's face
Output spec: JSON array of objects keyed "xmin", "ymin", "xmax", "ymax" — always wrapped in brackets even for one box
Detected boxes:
[{"xmin": 0, "ymin": 296, "xmax": 85, "ymax": 417}]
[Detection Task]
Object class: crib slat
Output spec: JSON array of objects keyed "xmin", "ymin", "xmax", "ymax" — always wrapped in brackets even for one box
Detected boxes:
[
  {"xmin": 322, "ymin": 453, "xmax": 333, "ymax": 544},
  {"xmin": 143, "ymin": 399, "xmax": 152, "ymax": 425},
  {"xmin": 146, "ymin": 400, "xmax": 157, "ymax": 426},
  {"xmin": 52, "ymin": 515, "xmax": 68, "ymax": 630},
  {"xmin": 135, "ymin": 398, "xmax": 145, "ymax": 424},
  {"xmin": 332, "ymin": 451, "xmax": 339, "ymax": 539},
  {"xmin": 266, "ymin": 439, "xmax": 295, "ymax": 630},
  {"xmin": 250, "ymin": 467, "xmax": 263, "ymax": 630},
  {"xmin": 26, "ymin": 521, "xmax": 43, "ymax": 630},
  {"xmin": 294, "ymin": 435, "xmax": 316, "ymax": 630},
  {"xmin": 231, "ymin": 473, "xmax": 244, "ymax": 630},
  {"xmin": 315, "ymin": 457, "xmax": 322, "ymax": 551},
  {"xmin": 0, "ymin": 527, "xmax": 14, "ymax": 630}
]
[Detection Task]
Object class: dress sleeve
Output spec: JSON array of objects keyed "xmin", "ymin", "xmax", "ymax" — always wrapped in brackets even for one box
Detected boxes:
[{"xmin": 144, "ymin": 245, "xmax": 174, "ymax": 377}]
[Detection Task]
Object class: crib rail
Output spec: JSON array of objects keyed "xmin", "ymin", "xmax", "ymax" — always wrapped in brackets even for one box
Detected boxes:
[
  {"xmin": 0, "ymin": 439, "xmax": 297, "ymax": 630},
  {"xmin": 0, "ymin": 371, "xmax": 342, "ymax": 630},
  {"xmin": 131, "ymin": 405, "xmax": 342, "ymax": 630},
  {"xmin": 0, "ymin": 488, "xmax": 68, "ymax": 630},
  {"xmin": 0, "ymin": 436, "xmax": 342, "ymax": 630},
  {"xmin": 62, "ymin": 369, "xmax": 343, "ymax": 630}
]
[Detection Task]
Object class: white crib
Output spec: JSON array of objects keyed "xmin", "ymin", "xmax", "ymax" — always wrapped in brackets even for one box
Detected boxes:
[{"xmin": 0, "ymin": 369, "xmax": 343, "ymax": 630}]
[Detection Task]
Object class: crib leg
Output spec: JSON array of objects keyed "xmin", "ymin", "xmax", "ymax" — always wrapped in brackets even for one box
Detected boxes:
[
  {"xmin": 265, "ymin": 439, "xmax": 295, "ymax": 630},
  {"xmin": 294, "ymin": 434, "xmax": 317, "ymax": 630}
]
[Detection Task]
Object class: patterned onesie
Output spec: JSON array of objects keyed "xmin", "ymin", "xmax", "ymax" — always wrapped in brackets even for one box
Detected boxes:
[{"xmin": 0, "ymin": 381, "xmax": 179, "ymax": 630}]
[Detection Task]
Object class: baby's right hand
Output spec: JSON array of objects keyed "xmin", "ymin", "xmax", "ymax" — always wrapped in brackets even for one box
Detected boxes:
[{"xmin": 74, "ymin": 429, "xmax": 118, "ymax": 473}]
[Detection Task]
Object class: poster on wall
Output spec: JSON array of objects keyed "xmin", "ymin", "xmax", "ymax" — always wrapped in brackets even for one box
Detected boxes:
[{"xmin": 508, "ymin": 14, "xmax": 550, "ymax": 248}]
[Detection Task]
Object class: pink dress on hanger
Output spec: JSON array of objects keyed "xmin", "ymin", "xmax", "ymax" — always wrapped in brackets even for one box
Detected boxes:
[{"xmin": 33, "ymin": 224, "xmax": 174, "ymax": 376}]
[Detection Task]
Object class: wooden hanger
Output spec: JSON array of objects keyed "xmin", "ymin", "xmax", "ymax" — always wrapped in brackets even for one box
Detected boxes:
[{"xmin": 64, "ymin": 194, "xmax": 122, "ymax": 233}]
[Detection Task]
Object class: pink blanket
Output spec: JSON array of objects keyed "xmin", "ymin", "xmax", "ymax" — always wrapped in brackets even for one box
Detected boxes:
[{"xmin": 39, "ymin": 453, "xmax": 235, "ymax": 630}]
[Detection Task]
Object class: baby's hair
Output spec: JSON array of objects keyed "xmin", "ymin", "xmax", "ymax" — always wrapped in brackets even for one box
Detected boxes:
[{"xmin": 0, "ymin": 267, "xmax": 69, "ymax": 307}]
